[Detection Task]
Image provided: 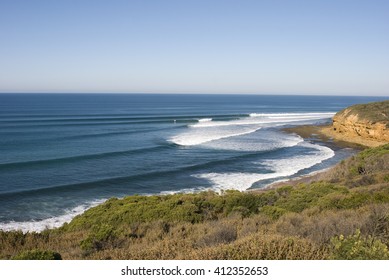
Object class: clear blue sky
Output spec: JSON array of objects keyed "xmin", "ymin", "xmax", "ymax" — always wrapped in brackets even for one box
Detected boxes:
[{"xmin": 0, "ymin": 0, "xmax": 388, "ymax": 95}]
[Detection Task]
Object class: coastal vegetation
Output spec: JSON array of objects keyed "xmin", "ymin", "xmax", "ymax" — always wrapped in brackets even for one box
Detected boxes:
[
  {"xmin": 335, "ymin": 100, "xmax": 389, "ymax": 124},
  {"xmin": 1, "ymin": 144, "xmax": 389, "ymax": 260}
]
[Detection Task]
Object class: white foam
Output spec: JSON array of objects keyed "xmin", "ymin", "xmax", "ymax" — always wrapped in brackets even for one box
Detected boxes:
[
  {"xmin": 260, "ymin": 142, "xmax": 335, "ymax": 176},
  {"xmin": 191, "ymin": 112, "xmax": 335, "ymax": 128},
  {"xmin": 202, "ymin": 131, "xmax": 303, "ymax": 151},
  {"xmin": 195, "ymin": 172, "xmax": 282, "ymax": 192},
  {"xmin": 0, "ymin": 199, "xmax": 106, "ymax": 233},
  {"xmin": 249, "ymin": 112, "xmax": 335, "ymax": 118},
  {"xmin": 159, "ymin": 186, "xmax": 210, "ymax": 195},
  {"xmin": 170, "ymin": 126, "xmax": 261, "ymax": 146},
  {"xmin": 170, "ymin": 112, "xmax": 334, "ymax": 147},
  {"xmin": 198, "ymin": 118, "xmax": 213, "ymax": 122},
  {"xmin": 195, "ymin": 141, "xmax": 335, "ymax": 192},
  {"xmin": 190, "ymin": 119, "xmax": 266, "ymax": 128}
]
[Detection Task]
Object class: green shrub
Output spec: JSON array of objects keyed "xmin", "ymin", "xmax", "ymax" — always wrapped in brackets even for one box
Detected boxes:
[
  {"xmin": 230, "ymin": 206, "xmax": 251, "ymax": 218},
  {"xmin": 80, "ymin": 224, "xmax": 115, "ymax": 251},
  {"xmin": 66, "ymin": 191, "xmax": 273, "ymax": 233},
  {"xmin": 260, "ymin": 205, "xmax": 288, "ymax": 220},
  {"xmin": 319, "ymin": 191, "xmax": 372, "ymax": 210},
  {"xmin": 331, "ymin": 229, "xmax": 389, "ymax": 260},
  {"xmin": 274, "ymin": 183, "xmax": 347, "ymax": 212},
  {"xmin": 12, "ymin": 250, "xmax": 62, "ymax": 260}
]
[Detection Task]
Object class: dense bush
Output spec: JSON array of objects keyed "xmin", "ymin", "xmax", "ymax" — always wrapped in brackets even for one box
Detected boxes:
[
  {"xmin": 80, "ymin": 224, "xmax": 115, "ymax": 251},
  {"xmin": 11, "ymin": 250, "xmax": 62, "ymax": 260},
  {"xmin": 64, "ymin": 191, "xmax": 273, "ymax": 233},
  {"xmin": 331, "ymin": 230, "xmax": 389, "ymax": 260}
]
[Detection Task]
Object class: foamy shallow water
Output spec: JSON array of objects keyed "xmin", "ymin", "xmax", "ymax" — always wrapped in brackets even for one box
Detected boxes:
[{"xmin": 195, "ymin": 141, "xmax": 335, "ymax": 191}]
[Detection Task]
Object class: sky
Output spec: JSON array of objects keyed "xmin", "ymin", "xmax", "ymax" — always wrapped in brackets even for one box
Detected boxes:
[{"xmin": 0, "ymin": 0, "xmax": 388, "ymax": 95}]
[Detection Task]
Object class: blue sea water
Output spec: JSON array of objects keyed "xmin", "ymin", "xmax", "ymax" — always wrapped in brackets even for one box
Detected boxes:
[{"xmin": 0, "ymin": 94, "xmax": 387, "ymax": 232}]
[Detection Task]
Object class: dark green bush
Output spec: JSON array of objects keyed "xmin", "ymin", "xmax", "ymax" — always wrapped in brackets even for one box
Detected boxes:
[
  {"xmin": 274, "ymin": 183, "xmax": 347, "ymax": 212},
  {"xmin": 12, "ymin": 250, "xmax": 62, "ymax": 260},
  {"xmin": 80, "ymin": 224, "xmax": 115, "ymax": 251},
  {"xmin": 260, "ymin": 205, "xmax": 288, "ymax": 220}
]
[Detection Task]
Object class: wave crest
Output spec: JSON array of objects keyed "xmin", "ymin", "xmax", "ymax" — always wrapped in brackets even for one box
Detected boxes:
[
  {"xmin": 198, "ymin": 118, "xmax": 213, "ymax": 122},
  {"xmin": 170, "ymin": 127, "xmax": 261, "ymax": 146}
]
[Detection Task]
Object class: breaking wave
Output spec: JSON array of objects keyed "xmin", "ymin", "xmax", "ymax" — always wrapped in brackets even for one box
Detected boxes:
[
  {"xmin": 170, "ymin": 112, "xmax": 334, "ymax": 146},
  {"xmin": 170, "ymin": 127, "xmax": 261, "ymax": 146},
  {"xmin": 194, "ymin": 141, "xmax": 335, "ymax": 191},
  {"xmin": 198, "ymin": 118, "xmax": 213, "ymax": 122}
]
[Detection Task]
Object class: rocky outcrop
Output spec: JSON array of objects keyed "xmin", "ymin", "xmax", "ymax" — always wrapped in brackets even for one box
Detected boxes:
[{"xmin": 332, "ymin": 101, "xmax": 389, "ymax": 143}]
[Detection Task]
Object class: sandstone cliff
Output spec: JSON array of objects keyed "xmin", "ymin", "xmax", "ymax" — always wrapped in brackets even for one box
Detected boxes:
[{"xmin": 332, "ymin": 100, "xmax": 389, "ymax": 143}]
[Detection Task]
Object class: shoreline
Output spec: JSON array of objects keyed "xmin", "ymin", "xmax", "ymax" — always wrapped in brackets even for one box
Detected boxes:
[{"xmin": 249, "ymin": 123, "xmax": 367, "ymax": 193}]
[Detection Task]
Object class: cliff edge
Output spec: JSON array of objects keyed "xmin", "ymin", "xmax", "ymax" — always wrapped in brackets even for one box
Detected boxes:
[
  {"xmin": 332, "ymin": 100, "xmax": 389, "ymax": 142},
  {"xmin": 319, "ymin": 100, "xmax": 389, "ymax": 147}
]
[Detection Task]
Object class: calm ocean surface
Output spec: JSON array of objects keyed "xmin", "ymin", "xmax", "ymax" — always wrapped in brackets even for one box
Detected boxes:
[{"xmin": 0, "ymin": 94, "xmax": 386, "ymax": 232}]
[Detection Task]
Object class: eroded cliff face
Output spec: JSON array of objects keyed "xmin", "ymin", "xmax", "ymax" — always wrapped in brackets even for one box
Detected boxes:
[{"xmin": 332, "ymin": 108, "xmax": 389, "ymax": 142}]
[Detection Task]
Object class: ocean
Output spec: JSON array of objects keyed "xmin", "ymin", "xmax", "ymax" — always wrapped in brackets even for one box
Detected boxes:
[{"xmin": 0, "ymin": 94, "xmax": 386, "ymax": 232}]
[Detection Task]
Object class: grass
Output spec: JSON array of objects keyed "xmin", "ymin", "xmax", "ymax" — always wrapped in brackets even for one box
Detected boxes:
[{"xmin": 1, "ymin": 144, "xmax": 388, "ymax": 260}]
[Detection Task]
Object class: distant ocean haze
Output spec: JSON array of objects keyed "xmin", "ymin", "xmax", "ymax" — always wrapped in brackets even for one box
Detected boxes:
[{"xmin": 0, "ymin": 93, "xmax": 386, "ymax": 232}]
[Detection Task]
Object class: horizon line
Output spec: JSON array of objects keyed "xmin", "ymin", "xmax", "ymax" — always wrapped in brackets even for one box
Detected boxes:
[{"xmin": 1, "ymin": 92, "xmax": 389, "ymax": 97}]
